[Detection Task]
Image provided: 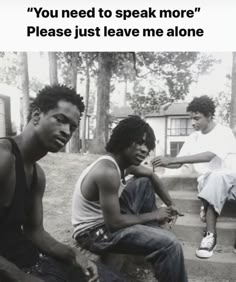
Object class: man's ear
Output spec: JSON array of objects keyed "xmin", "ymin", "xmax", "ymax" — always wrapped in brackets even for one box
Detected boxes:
[
  {"xmin": 207, "ymin": 113, "xmax": 213, "ymax": 120},
  {"xmin": 31, "ymin": 107, "xmax": 41, "ymax": 125}
]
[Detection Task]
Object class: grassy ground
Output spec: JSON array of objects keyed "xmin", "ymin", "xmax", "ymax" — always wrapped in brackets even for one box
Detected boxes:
[
  {"xmin": 39, "ymin": 152, "xmax": 98, "ymax": 243},
  {"xmin": 39, "ymin": 152, "xmax": 224, "ymax": 282}
]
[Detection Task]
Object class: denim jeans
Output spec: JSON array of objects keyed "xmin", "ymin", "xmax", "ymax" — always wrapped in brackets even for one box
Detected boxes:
[
  {"xmin": 23, "ymin": 255, "xmax": 86, "ymax": 282},
  {"xmin": 76, "ymin": 177, "xmax": 188, "ymax": 282}
]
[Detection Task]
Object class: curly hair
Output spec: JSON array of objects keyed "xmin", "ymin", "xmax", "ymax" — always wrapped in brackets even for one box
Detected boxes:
[
  {"xmin": 28, "ymin": 84, "xmax": 85, "ymax": 122},
  {"xmin": 106, "ymin": 116, "xmax": 156, "ymax": 154},
  {"xmin": 187, "ymin": 95, "xmax": 215, "ymax": 117}
]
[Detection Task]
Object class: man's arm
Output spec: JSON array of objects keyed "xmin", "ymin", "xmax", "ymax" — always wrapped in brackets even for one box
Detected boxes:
[
  {"xmin": 127, "ymin": 165, "xmax": 175, "ymax": 207},
  {"xmin": 97, "ymin": 165, "xmax": 173, "ymax": 232},
  {"xmin": 0, "ymin": 256, "xmax": 43, "ymax": 282},
  {"xmin": 24, "ymin": 164, "xmax": 75, "ymax": 261},
  {"xmin": 24, "ymin": 164, "xmax": 98, "ymax": 281},
  {"xmin": 152, "ymin": 151, "xmax": 216, "ymax": 168},
  {"xmin": 0, "ymin": 144, "xmax": 43, "ymax": 282}
]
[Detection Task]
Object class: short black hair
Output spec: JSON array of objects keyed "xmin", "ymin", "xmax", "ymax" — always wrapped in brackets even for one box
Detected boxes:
[
  {"xmin": 28, "ymin": 84, "xmax": 85, "ymax": 122},
  {"xmin": 187, "ymin": 95, "xmax": 215, "ymax": 117},
  {"xmin": 106, "ymin": 116, "xmax": 156, "ymax": 154}
]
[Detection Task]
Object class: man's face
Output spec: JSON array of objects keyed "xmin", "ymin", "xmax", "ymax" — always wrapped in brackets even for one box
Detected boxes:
[
  {"xmin": 190, "ymin": 111, "xmax": 211, "ymax": 132},
  {"xmin": 123, "ymin": 133, "xmax": 149, "ymax": 166},
  {"xmin": 35, "ymin": 100, "xmax": 80, "ymax": 152}
]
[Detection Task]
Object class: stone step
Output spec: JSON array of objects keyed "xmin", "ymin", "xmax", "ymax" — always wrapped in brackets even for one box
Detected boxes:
[
  {"xmin": 169, "ymin": 190, "xmax": 236, "ymax": 218},
  {"xmin": 183, "ymin": 242, "xmax": 236, "ymax": 280},
  {"xmin": 160, "ymin": 175, "xmax": 198, "ymax": 191},
  {"xmin": 120, "ymin": 242, "xmax": 236, "ymax": 281},
  {"xmin": 173, "ymin": 213, "xmax": 236, "ymax": 246}
]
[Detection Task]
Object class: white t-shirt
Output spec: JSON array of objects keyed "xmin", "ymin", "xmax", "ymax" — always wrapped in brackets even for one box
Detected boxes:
[{"xmin": 178, "ymin": 124, "xmax": 236, "ymax": 175}]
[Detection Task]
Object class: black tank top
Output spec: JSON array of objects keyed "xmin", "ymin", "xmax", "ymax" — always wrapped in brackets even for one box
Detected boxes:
[{"xmin": 0, "ymin": 137, "xmax": 40, "ymax": 268}]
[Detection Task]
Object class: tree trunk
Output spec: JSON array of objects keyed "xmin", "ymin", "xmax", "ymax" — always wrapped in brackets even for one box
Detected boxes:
[
  {"xmin": 90, "ymin": 52, "xmax": 112, "ymax": 154},
  {"xmin": 124, "ymin": 75, "xmax": 128, "ymax": 107},
  {"xmin": 68, "ymin": 52, "xmax": 80, "ymax": 153},
  {"xmin": 81, "ymin": 54, "xmax": 90, "ymax": 153},
  {"xmin": 230, "ymin": 52, "xmax": 236, "ymax": 136},
  {"xmin": 48, "ymin": 52, "xmax": 58, "ymax": 84},
  {"xmin": 20, "ymin": 52, "xmax": 30, "ymax": 129}
]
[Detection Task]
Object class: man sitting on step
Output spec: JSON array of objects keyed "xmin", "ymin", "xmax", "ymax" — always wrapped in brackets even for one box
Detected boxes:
[
  {"xmin": 72, "ymin": 116, "xmax": 187, "ymax": 282},
  {"xmin": 152, "ymin": 95, "xmax": 236, "ymax": 259},
  {"xmin": 0, "ymin": 85, "xmax": 98, "ymax": 282}
]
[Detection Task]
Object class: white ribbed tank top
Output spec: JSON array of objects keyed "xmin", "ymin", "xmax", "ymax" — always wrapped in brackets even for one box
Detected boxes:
[{"xmin": 71, "ymin": 155, "xmax": 125, "ymax": 238}]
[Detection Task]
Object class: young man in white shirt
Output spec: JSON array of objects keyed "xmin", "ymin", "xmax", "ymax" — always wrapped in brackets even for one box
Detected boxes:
[{"xmin": 152, "ymin": 95, "xmax": 236, "ymax": 259}]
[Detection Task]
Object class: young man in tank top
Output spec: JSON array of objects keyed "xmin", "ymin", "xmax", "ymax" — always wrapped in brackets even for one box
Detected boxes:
[
  {"xmin": 152, "ymin": 96, "xmax": 236, "ymax": 259},
  {"xmin": 72, "ymin": 116, "xmax": 187, "ymax": 282},
  {"xmin": 0, "ymin": 85, "xmax": 98, "ymax": 282}
]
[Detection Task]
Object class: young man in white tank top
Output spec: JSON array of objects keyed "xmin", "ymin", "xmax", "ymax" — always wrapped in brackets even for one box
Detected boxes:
[{"xmin": 72, "ymin": 116, "xmax": 187, "ymax": 282}]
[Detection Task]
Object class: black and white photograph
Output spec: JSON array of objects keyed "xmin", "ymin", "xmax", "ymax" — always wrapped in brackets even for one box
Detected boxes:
[{"xmin": 0, "ymin": 51, "xmax": 236, "ymax": 281}]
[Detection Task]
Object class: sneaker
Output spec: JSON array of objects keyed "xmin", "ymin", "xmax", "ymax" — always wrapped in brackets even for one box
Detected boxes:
[
  {"xmin": 196, "ymin": 232, "xmax": 217, "ymax": 258},
  {"xmin": 200, "ymin": 206, "xmax": 206, "ymax": 222}
]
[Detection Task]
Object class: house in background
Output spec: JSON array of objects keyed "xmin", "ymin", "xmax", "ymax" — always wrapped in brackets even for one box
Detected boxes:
[
  {"xmin": 0, "ymin": 94, "xmax": 12, "ymax": 137},
  {"xmin": 145, "ymin": 103, "xmax": 193, "ymax": 157}
]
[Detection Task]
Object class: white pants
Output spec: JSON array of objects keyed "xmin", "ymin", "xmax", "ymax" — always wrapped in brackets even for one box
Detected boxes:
[{"xmin": 197, "ymin": 171, "xmax": 236, "ymax": 215}]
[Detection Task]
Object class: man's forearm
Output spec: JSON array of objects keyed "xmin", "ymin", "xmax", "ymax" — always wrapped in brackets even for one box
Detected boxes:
[
  {"xmin": 169, "ymin": 152, "xmax": 216, "ymax": 165},
  {"xmin": 0, "ymin": 255, "xmax": 34, "ymax": 282},
  {"xmin": 107, "ymin": 210, "xmax": 160, "ymax": 232},
  {"xmin": 149, "ymin": 173, "xmax": 173, "ymax": 206},
  {"xmin": 25, "ymin": 227, "xmax": 74, "ymax": 263}
]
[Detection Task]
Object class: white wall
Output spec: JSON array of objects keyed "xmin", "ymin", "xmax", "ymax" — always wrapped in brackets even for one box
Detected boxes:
[
  {"xmin": 166, "ymin": 116, "xmax": 192, "ymax": 155},
  {"xmin": 146, "ymin": 116, "xmax": 166, "ymax": 156}
]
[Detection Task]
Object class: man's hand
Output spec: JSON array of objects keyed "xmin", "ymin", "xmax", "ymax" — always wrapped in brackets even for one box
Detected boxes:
[
  {"xmin": 169, "ymin": 205, "xmax": 184, "ymax": 217},
  {"xmin": 155, "ymin": 207, "xmax": 173, "ymax": 224},
  {"xmin": 72, "ymin": 248, "xmax": 99, "ymax": 282},
  {"xmin": 168, "ymin": 205, "xmax": 184, "ymax": 227},
  {"xmin": 151, "ymin": 156, "xmax": 172, "ymax": 168}
]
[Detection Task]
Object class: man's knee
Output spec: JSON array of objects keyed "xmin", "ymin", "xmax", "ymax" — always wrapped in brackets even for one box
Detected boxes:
[
  {"xmin": 201, "ymin": 171, "xmax": 231, "ymax": 193},
  {"xmin": 132, "ymin": 176, "xmax": 151, "ymax": 186},
  {"xmin": 166, "ymin": 233, "xmax": 182, "ymax": 250}
]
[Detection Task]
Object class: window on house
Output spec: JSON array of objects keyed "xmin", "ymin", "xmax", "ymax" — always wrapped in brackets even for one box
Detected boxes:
[
  {"xmin": 168, "ymin": 118, "xmax": 192, "ymax": 136},
  {"xmin": 170, "ymin": 141, "xmax": 184, "ymax": 157}
]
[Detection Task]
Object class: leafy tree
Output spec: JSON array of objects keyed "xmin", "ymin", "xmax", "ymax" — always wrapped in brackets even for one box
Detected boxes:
[
  {"xmin": 57, "ymin": 52, "xmax": 97, "ymax": 152},
  {"xmin": 91, "ymin": 52, "xmax": 113, "ymax": 154},
  {"xmin": 48, "ymin": 52, "xmax": 58, "ymax": 84},
  {"xmin": 214, "ymin": 90, "xmax": 230, "ymax": 125},
  {"xmin": 126, "ymin": 52, "xmax": 217, "ymax": 116},
  {"xmin": 0, "ymin": 52, "xmax": 21, "ymax": 86},
  {"xmin": 20, "ymin": 52, "xmax": 30, "ymax": 128},
  {"xmin": 230, "ymin": 52, "xmax": 236, "ymax": 135}
]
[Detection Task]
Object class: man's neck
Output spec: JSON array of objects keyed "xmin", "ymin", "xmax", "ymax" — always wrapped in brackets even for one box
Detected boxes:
[
  {"xmin": 201, "ymin": 121, "xmax": 216, "ymax": 134},
  {"xmin": 107, "ymin": 153, "xmax": 129, "ymax": 171},
  {"xmin": 14, "ymin": 130, "xmax": 47, "ymax": 165}
]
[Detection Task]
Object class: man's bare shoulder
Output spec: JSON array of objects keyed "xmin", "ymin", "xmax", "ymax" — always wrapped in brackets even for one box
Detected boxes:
[
  {"xmin": 0, "ymin": 139, "xmax": 14, "ymax": 179},
  {"xmin": 92, "ymin": 158, "xmax": 121, "ymax": 185}
]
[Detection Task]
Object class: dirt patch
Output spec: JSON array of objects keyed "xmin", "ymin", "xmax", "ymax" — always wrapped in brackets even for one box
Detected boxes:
[{"xmin": 39, "ymin": 152, "xmax": 98, "ymax": 243}]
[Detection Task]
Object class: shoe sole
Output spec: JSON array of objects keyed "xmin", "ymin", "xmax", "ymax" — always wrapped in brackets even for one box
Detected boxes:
[{"xmin": 195, "ymin": 245, "xmax": 217, "ymax": 259}]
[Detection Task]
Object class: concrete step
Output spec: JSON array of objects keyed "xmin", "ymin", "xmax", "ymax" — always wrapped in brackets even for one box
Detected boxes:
[
  {"xmin": 173, "ymin": 213, "xmax": 236, "ymax": 247},
  {"xmin": 169, "ymin": 190, "xmax": 236, "ymax": 218},
  {"xmin": 160, "ymin": 175, "xmax": 198, "ymax": 191},
  {"xmin": 121, "ymin": 242, "xmax": 236, "ymax": 281},
  {"xmin": 183, "ymin": 242, "xmax": 236, "ymax": 280}
]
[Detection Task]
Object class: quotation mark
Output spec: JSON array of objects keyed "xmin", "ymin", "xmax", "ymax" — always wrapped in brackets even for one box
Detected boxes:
[
  {"xmin": 195, "ymin": 7, "xmax": 201, "ymax": 13},
  {"xmin": 27, "ymin": 7, "xmax": 33, "ymax": 13}
]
